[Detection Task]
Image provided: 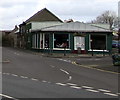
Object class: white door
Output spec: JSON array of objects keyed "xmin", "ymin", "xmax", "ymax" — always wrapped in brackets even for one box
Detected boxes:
[{"xmin": 74, "ymin": 36, "xmax": 85, "ymax": 50}]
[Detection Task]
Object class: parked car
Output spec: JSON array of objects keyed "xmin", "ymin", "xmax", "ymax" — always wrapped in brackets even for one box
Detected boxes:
[{"xmin": 112, "ymin": 40, "xmax": 120, "ymax": 48}]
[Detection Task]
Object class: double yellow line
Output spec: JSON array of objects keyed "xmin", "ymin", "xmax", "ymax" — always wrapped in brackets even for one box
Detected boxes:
[{"xmin": 72, "ymin": 61, "xmax": 120, "ymax": 75}]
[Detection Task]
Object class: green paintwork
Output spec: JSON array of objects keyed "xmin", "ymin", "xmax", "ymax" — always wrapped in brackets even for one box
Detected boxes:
[
  {"xmin": 26, "ymin": 23, "xmax": 32, "ymax": 30},
  {"xmin": 70, "ymin": 33, "xmax": 74, "ymax": 51},
  {"xmin": 85, "ymin": 34, "xmax": 89, "ymax": 52},
  {"xmin": 28, "ymin": 30, "xmax": 112, "ymax": 54}
]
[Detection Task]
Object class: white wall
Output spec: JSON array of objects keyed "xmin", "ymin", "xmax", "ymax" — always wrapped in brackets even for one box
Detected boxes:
[{"xmin": 31, "ymin": 22, "xmax": 63, "ymax": 30}]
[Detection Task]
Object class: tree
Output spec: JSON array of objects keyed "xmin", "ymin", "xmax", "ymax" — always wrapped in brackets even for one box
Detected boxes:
[{"xmin": 91, "ymin": 10, "xmax": 117, "ymax": 30}]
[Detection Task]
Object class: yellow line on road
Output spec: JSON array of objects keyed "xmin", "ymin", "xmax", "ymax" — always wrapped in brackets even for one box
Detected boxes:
[{"xmin": 72, "ymin": 62, "xmax": 120, "ymax": 75}]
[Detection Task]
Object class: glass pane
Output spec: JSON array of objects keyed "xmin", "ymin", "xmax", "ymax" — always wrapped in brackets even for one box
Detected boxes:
[{"xmin": 54, "ymin": 34, "xmax": 69, "ymax": 49}]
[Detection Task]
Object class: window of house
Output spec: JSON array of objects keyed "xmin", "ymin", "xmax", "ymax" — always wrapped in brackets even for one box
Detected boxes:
[
  {"xmin": 54, "ymin": 34, "xmax": 69, "ymax": 49},
  {"xmin": 90, "ymin": 34, "xmax": 106, "ymax": 50},
  {"xmin": 32, "ymin": 34, "xmax": 35, "ymax": 48},
  {"xmin": 45, "ymin": 34, "xmax": 49, "ymax": 48}
]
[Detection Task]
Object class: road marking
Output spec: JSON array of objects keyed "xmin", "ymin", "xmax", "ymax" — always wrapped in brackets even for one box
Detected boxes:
[
  {"xmin": 58, "ymin": 59, "xmax": 71, "ymax": 63},
  {"xmin": 68, "ymin": 76, "xmax": 72, "ymax": 81},
  {"xmin": 70, "ymin": 86, "xmax": 81, "ymax": 89},
  {"xmin": 86, "ymin": 89, "xmax": 99, "ymax": 93},
  {"xmin": 67, "ymin": 83, "xmax": 77, "ymax": 86},
  {"xmin": 60, "ymin": 69, "xmax": 69, "ymax": 75},
  {"xmin": 59, "ymin": 68, "xmax": 72, "ymax": 81},
  {"xmin": 11, "ymin": 74, "xmax": 18, "ymax": 77},
  {"xmin": 31, "ymin": 78, "xmax": 39, "ymax": 81},
  {"xmin": 82, "ymin": 86, "xmax": 93, "ymax": 89},
  {"xmin": 42, "ymin": 80, "xmax": 47, "ymax": 82},
  {"xmin": 103, "ymin": 93, "xmax": 118, "ymax": 97},
  {"xmin": 3, "ymin": 73, "xmax": 10, "ymax": 75},
  {"xmin": 56, "ymin": 83, "xmax": 67, "ymax": 86},
  {"xmin": 2, "ymin": 60, "xmax": 10, "ymax": 63},
  {"xmin": 20, "ymin": 76, "xmax": 28, "ymax": 79},
  {"xmin": 2, "ymin": 71, "xmax": 118, "ymax": 97},
  {"xmin": 0, "ymin": 93, "xmax": 18, "ymax": 100},
  {"xmin": 72, "ymin": 61, "xmax": 120, "ymax": 75},
  {"xmin": 98, "ymin": 89, "xmax": 111, "ymax": 93}
]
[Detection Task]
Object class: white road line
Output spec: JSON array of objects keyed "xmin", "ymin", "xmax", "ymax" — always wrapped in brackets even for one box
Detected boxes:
[
  {"xmin": 20, "ymin": 76, "xmax": 28, "ymax": 79},
  {"xmin": 60, "ymin": 69, "xmax": 69, "ymax": 75},
  {"xmin": 68, "ymin": 76, "xmax": 72, "ymax": 81},
  {"xmin": 56, "ymin": 83, "xmax": 67, "ymax": 86},
  {"xmin": 98, "ymin": 89, "xmax": 111, "ymax": 92},
  {"xmin": 31, "ymin": 78, "xmax": 39, "ymax": 81},
  {"xmin": 58, "ymin": 59, "xmax": 71, "ymax": 63},
  {"xmin": 70, "ymin": 86, "xmax": 81, "ymax": 89},
  {"xmin": 67, "ymin": 83, "xmax": 77, "ymax": 86},
  {"xmin": 103, "ymin": 93, "xmax": 118, "ymax": 97},
  {"xmin": 86, "ymin": 89, "xmax": 99, "ymax": 93},
  {"xmin": 2, "ymin": 60, "xmax": 10, "ymax": 63},
  {"xmin": 0, "ymin": 93, "xmax": 18, "ymax": 100},
  {"xmin": 42, "ymin": 80, "xmax": 47, "ymax": 82},
  {"xmin": 3, "ymin": 73, "xmax": 10, "ymax": 75},
  {"xmin": 11, "ymin": 74, "xmax": 18, "ymax": 77},
  {"xmin": 22, "ymin": 76, "xmax": 28, "ymax": 79},
  {"xmin": 82, "ymin": 86, "xmax": 93, "ymax": 89}
]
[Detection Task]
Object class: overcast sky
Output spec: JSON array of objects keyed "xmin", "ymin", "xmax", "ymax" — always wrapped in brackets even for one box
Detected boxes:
[{"xmin": 0, "ymin": 0, "xmax": 119, "ymax": 30}]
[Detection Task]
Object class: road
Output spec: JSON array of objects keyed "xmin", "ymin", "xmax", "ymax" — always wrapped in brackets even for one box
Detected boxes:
[{"xmin": 2, "ymin": 47, "xmax": 119, "ymax": 99}]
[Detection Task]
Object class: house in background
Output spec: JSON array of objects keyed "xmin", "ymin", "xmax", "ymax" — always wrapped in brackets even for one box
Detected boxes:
[
  {"xmin": 1, "ymin": 30, "xmax": 12, "ymax": 46},
  {"xmin": 1, "ymin": 26, "xmax": 19, "ymax": 47},
  {"xmin": 9, "ymin": 25, "xmax": 19, "ymax": 47},
  {"xmin": 19, "ymin": 8, "xmax": 63, "ymax": 49},
  {"xmin": 19, "ymin": 8, "xmax": 112, "ymax": 54}
]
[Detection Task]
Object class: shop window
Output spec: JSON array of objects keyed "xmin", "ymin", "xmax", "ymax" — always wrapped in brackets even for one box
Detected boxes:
[
  {"xmin": 90, "ymin": 35, "xmax": 106, "ymax": 50},
  {"xmin": 54, "ymin": 34, "xmax": 69, "ymax": 49},
  {"xmin": 32, "ymin": 34, "xmax": 35, "ymax": 48},
  {"xmin": 45, "ymin": 34, "xmax": 49, "ymax": 48}
]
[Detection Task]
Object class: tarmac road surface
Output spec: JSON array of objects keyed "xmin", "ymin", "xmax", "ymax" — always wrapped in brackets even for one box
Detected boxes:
[{"xmin": 2, "ymin": 47, "xmax": 119, "ymax": 99}]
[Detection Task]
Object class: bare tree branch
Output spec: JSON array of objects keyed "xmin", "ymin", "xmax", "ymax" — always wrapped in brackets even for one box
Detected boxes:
[{"xmin": 91, "ymin": 10, "xmax": 117, "ymax": 30}]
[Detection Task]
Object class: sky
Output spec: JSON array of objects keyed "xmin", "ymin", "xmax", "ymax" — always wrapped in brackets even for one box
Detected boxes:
[{"xmin": 0, "ymin": 0, "xmax": 119, "ymax": 30}]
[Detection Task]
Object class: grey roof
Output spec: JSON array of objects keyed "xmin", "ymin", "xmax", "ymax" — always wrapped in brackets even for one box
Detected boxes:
[
  {"xmin": 90, "ymin": 24, "xmax": 110, "ymax": 30},
  {"xmin": 41, "ymin": 22, "xmax": 111, "ymax": 32},
  {"xmin": 25, "ymin": 8, "xmax": 62, "ymax": 23},
  {"xmin": 30, "ymin": 21, "xmax": 63, "ymax": 31}
]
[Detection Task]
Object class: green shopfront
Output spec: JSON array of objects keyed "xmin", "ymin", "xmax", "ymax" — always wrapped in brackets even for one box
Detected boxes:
[
  {"xmin": 30, "ymin": 32, "xmax": 74, "ymax": 53},
  {"xmin": 29, "ymin": 30, "xmax": 112, "ymax": 54}
]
